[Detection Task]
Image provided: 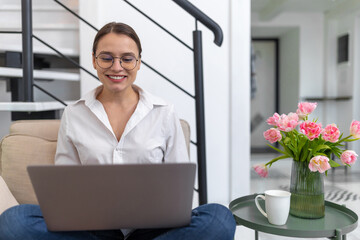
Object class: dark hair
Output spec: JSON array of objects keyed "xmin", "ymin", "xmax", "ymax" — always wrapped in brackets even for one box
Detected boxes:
[{"xmin": 92, "ymin": 22, "xmax": 142, "ymax": 58}]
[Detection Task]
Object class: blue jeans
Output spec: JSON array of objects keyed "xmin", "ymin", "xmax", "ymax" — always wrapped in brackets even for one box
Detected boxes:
[{"xmin": 0, "ymin": 203, "xmax": 236, "ymax": 240}]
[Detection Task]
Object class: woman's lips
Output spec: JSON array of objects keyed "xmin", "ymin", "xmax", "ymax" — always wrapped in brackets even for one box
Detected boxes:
[{"xmin": 107, "ymin": 75, "xmax": 126, "ymax": 82}]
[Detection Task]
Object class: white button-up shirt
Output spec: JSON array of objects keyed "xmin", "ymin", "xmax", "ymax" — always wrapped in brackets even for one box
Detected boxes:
[
  {"xmin": 54, "ymin": 85, "xmax": 189, "ymax": 237},
  {"xmin": 55, "ymin": 85, "xmax": 189, "ymax": 165}
]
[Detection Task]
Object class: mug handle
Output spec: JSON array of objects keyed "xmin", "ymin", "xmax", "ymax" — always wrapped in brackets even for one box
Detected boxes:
[{"xmin": 255, "ymin": 195, "xmax": 267, "ymax": 218}]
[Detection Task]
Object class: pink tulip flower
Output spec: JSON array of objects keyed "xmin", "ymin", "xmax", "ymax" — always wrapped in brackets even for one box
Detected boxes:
[
  {"xmin": 350, "ymin": 120, "xmax": 360, "ymax": 139},
  {"xmin": 253, "ymin": 164, "xmax": 268, "ymax": 178},
  {"xmin": 277, "ymin": 112, "xmax": 299, "ymax": 132},
  {"xmin": 322, "ymin": 124, "xmax": 340, "ymax": 143},
  {"xmin": 309, "ymin": 156, "xmax": 331, "ymax": 173},
  {"xmin": 263, "ymin": 128, "xmax": 282, "ymax": 143},
  {"xmin": 296, "ymin": 102, "xmax": 317, "ymax": 120},
  {"xmin": 340, "ymin": 150, "xmax": 358, "ymax": 165},
  {"xmin": 300, "ymin": 121, "xmax": 322, "ymax": 140},
  {"xmin": 267, "ymin": 113, "xmax": 280, "ymax": 126}
]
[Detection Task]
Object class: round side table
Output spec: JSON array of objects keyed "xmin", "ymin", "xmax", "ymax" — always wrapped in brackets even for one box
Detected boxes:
[{"xmin": 229, "ymin": 194, "xmax": 358, "ymax": 240}]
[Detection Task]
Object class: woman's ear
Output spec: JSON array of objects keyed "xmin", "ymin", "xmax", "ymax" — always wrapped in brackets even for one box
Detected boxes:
[
  {"xmin": 137, "ymin": 58, "xmax": 141, "ymax": 70},
  {"xmin": 92, "ymin": 53, "xmax": 97, "ymax": 69}
]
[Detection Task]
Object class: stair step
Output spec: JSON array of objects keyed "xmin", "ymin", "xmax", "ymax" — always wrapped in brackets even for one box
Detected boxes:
[
  {"xmin": 0, "ymin": 67, "xmax": 80, "ymax": 81},
  {"xmin": 0, "ymin": 2, "xmax": 79, "ymax": 12},
  {"xmin": 0, "ymin": 101, "xmax": 72, "ymax": 112},
  {"xmin": 0, "ymin": 44, "xmax": 79, "ymax": 56},
  {"xmin": 0, "ymin": 9, "xmax": 79, "ymax": 29},
  {"xmin": 0, "ymin": 5, "xmax": 78, "ymax": 12},
  {"xmin": 0, "ymin": 24, "xmax": 79, "ymax": 31}
]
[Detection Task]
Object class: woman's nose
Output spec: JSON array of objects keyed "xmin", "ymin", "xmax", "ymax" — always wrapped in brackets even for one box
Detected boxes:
[{"xmin": 111, "ymin": 59, "xmax": 124, "ymax": 71}]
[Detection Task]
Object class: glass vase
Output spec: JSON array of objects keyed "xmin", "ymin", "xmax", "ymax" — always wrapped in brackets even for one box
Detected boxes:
[{"xmin": 289, "ymin": 160, "xmax": 325, "ymax": 218}]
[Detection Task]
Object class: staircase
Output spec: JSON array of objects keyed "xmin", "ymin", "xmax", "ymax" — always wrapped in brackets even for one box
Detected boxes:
[
  {"xmin": 0, "ymin": 0, "xmax": 224, "ymax": 205},
  {"xmin": 0, "ymin": 0, "xmax": 80, "ymax": 121}
]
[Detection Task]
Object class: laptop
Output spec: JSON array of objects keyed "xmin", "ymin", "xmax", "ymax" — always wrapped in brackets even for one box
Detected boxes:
[{"xmin": 27, "ymin": 163, "xmax": 196, "ymax": 231}]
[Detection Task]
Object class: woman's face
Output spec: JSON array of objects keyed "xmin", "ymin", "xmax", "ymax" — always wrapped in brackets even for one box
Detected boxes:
[{"xmin": 92, "ymin": 32, "xmax": 141, "ymax": 95}]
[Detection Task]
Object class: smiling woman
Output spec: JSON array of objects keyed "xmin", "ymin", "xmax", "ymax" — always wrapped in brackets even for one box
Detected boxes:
[
  {"xmin": 93, "ymin": 32, "xmax": 141, "ymax": 97},
  {"xmin": 0, "ymin": 22, "xmax": 236, "ymax": 240}
]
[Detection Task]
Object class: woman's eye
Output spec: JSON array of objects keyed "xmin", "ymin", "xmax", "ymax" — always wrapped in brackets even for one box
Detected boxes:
[
  {"xmin": 122, "ymin": 57, "xmax": 134, "ymax": 62},
  {"xmin": 99, "ymin": 54, "xmax": 113, "ymax": 61}
]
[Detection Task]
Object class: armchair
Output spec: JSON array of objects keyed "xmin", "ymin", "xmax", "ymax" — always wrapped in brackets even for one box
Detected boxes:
[{"xmin": 0, "ymin": 119, "xmax": 191, "ymax": 213}]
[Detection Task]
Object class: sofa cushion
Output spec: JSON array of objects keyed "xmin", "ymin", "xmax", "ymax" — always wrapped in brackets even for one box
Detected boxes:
[
  {"xmin": 0, "ymin": 120, "xmax": 60, "ymax": 204},
  {"xmin": 0, "ymin": 176, "xmax": 18, "ymax": 215},
  {"xmin": 10, "ymin": 120, "xmax": 60, "ymax": 141}
]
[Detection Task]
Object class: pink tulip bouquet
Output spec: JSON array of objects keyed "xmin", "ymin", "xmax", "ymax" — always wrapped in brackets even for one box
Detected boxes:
[{"xmin": 254, "ymin": 102, "xmax": 360, "ymax": 177}]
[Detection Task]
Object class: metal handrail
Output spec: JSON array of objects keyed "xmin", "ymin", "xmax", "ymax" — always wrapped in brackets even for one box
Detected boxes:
[{"xmin": 173, "ymin": 0, "xmax": 223, "ymax": 46}]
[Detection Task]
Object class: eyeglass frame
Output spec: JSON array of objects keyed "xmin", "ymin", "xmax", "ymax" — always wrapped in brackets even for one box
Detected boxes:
[{"xmin": 94, "ymin": 53, "xmax": 139, "ymax": 71}]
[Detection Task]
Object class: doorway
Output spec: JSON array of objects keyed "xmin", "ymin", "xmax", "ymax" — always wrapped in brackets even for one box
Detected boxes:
[{"xmin": 251, "ymin": 39, "xmax": 279, "ymax": 153}]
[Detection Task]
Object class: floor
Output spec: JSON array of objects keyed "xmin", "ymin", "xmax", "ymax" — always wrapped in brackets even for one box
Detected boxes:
[{"xmin": 234, "ymin": 153, "xmax": 360, "ymax": 240}]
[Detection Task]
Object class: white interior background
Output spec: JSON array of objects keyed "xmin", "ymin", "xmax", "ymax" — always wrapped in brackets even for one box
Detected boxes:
[{"xmin": 2, "ymin": 0, "xmax": 360, "ymax": 205}]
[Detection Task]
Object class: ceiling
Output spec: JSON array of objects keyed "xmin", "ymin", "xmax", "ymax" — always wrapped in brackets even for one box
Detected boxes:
[{"xmin": 251, "ymin": 0, "xmax": 358, "ymax": 21}]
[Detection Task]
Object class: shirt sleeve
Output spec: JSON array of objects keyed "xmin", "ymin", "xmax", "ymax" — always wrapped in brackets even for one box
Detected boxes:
[
  {"xmin": 164, "ymin": 105, "xmax": 190, "ymax": 163},
  {"xmin": 55, "ymin": 108, "xmax": 81, "ymax": 165}
]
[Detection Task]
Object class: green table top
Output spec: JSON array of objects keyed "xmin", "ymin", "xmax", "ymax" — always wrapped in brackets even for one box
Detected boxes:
[{"xmin": 229, "ymin": 194, "xmax": 358, "ymax": 238}]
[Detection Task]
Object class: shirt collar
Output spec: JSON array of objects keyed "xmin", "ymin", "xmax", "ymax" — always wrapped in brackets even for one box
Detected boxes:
[
  {"xmin": 132, "ymin": 85, "xmax": 168, "ymax": 109},
  {"xmin": 74, "ymin": 84, "xmax": 168, "ymax": 109}
]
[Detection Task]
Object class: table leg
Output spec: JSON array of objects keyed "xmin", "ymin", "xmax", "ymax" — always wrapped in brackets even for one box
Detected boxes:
[
  {"xmin": 255, "ymin": 230, "xmax": 259, "ymax": 240},
  {"xmin": 335, "ymin": 229, "xmax": 342, "ymax": 240}
]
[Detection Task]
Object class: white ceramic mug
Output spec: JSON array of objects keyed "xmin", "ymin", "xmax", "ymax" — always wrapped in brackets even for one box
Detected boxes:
[{"xmin": 255, "ymin": 190, "xmax": 291, "ymax": 225}]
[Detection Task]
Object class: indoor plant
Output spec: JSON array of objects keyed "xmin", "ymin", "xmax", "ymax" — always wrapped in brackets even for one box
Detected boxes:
[{"xmin": 254, "ymin": 102, "xmax": 360, "ymax": 218}]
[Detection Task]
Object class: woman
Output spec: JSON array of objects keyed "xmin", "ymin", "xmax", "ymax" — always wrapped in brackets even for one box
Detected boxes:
[{"xmin": 0, "ymin": 22, "xmax": 236, "ymax": 240}]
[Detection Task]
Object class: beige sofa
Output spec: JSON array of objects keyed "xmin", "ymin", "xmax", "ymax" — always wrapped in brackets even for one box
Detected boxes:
[{"xmin": 0, "ymin": 119, "xmax": 190, "ymax": 214}]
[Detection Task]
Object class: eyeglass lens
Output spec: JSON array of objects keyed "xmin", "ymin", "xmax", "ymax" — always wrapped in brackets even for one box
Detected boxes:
[{"xmin": 96, "ymin": 53, "xmax": 137, "ymax": 70}]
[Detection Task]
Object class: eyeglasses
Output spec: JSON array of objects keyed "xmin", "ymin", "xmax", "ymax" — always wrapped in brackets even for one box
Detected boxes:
[{"xmin": 95, "ymin": 53, "xmax": 139, "ymax": 70}]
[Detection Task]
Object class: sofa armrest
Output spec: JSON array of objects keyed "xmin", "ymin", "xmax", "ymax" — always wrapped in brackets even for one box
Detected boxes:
[
  {"xmin": 0, "ymin": 120, "xmax": 60, "ymax": 204},
  {"xmin": 0, "ymin": 176, "xmax": 18, "ymax": 215}
]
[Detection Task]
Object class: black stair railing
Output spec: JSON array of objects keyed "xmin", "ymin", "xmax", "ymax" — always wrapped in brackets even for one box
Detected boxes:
[
  {"xmin": 172, "ymin": 0, "xmax": 223, "ymax": 205},
  {"xmin": 17, "ymin": 0, "xmax": 223, "ymax": 205},
  {"xmin": 122, "ymin": 0, "xmax": 224, "ymax": 205},
  {"xmin": 173, "ymin": 0, "xmax": 223, "ymax": 46},
  {"xmin": 21, "ymin": 0, "xmax": 34, "ymax": 102}
]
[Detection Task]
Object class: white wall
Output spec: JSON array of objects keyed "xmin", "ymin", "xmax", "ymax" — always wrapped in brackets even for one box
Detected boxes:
[
  {"xmin": 324, "ymin": 10, "xmax": 360, "ymax": 171},
  {"xmin": 353, "ymin": 15, "xmax": 360, "ymax": 171},
  {"xmin": 324, "ymin": 13, "xmax": 355, "ymax": 129},
  {"xmin": 250, "ymin": 41, "xmax": 277, "ymax": 147},
  {"xmin": 252, "ymin": 12, "xmax": 324, "ymax": 113},
  {"xmin": 79, "ymin": 0, "xmax": 250, "ymax": 204},
  {"xmin": 230, "ymin": 0, "xmax": 251, "ymax": 200},
  {"xmin": 279, "ymin": 28, "xmax": 299, "ymax": 114}
]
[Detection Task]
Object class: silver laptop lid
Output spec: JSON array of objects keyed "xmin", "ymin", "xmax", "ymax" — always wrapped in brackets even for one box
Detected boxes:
[{"xmin": 27, "ymin": 163, "xmax": 196, "ymax": 231}]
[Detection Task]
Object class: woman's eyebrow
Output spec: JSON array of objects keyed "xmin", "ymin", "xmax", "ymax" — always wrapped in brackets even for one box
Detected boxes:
[
  {"xmin": 98, "ymin": 51, "xmax": 113, "ymax": 55},
  {"xmin": 98, "ymin": 51, "xmax": 136, "ymax": 57},
  {"xmin": 120, "ymin": 52, "xmax": 136, "ymax": 57}
]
